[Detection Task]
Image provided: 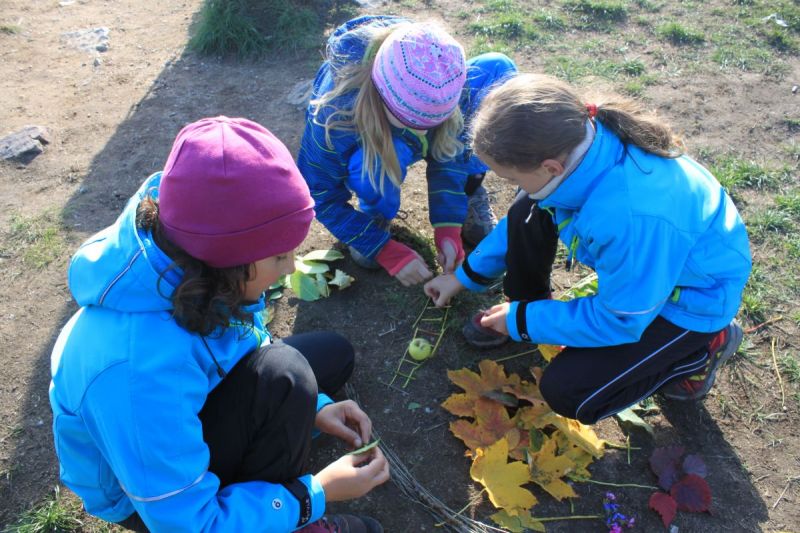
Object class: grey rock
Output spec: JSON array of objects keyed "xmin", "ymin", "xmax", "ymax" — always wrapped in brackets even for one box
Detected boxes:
[
  {"xmin": 286, "ymin": 79, "xmax": 314, "ymax": 108},
  {"xmin": 62, "ymin": 27, "xmax": 109, "ymax": 54},
  {"xmin": 0, "ymin": 126, "xmax": 49, "ymax": 164}
]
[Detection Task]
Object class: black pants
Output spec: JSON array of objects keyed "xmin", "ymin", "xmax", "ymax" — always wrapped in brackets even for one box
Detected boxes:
[
  {"xmin": 120, "ymin": 331, "xmax": 354, "ymax": 532},
  {"xmin": 504, "ymin": 193, "xmax": 718, "ymax": 424}
]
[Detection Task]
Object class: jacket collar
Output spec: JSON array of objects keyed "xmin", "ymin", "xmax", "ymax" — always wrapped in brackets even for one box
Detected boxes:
[{"xmin": 540, "ymin": 121, "xmax": 624, "ymax": 210}]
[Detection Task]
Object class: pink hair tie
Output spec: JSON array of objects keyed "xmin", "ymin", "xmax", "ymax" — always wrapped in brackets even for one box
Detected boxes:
[{"xmin": 585, "ymin": 103, "xmax": 598, "ymax": 118}]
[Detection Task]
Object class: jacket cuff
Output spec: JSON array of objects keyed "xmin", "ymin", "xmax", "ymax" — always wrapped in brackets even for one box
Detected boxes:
[
  {"xmin": 434, "ymin": 226, "xmax": 465, "ymax": 264},
  {"xmin": 316, "ymin": 393, "xmax": 334, "ymax": 413},
  {"xmin": 302, "ymin": 474, "xmax": 326, "ymax": 528},
  {"xmin": 375, "ymin": 239, "xmax": 418, "ymax": 276},
  {"xmin": 506, "ymin": 301, "xmax": 533, "ymax": 343},
  {"xmin": 455, "ymin": 255, "xmax": 494, "ymax": 292}
]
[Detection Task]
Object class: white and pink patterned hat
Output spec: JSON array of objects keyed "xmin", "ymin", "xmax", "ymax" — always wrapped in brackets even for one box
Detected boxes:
[{"xmin": 371, "ymin": 23, "xmax": 466, "ymax": 129}]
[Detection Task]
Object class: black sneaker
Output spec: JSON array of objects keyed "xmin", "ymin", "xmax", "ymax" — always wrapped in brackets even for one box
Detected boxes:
[
  {"xmin": 462, "ymin": 311, "xmax": 509, "ymax": 348},
  {"xmin": 299, "ymin": 514, "xmax": 383, "ymax": 533},
  {"xmin": 660, "ymin": 320, "xmax": 743, "ymax": 401}
]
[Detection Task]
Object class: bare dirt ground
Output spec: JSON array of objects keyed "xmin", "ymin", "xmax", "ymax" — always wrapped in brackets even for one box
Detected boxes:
[{"xmin": 1, "ymin": 0, "xmax": 799, "ymax": 531}]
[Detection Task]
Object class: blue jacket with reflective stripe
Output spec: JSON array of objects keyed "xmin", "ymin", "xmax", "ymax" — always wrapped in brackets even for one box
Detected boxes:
[
  {"xmin": 49, "ymin": 173, "xmax": 332, "ymax": 532},
  {"xmin": 456, "ymin": 122, "xmax": 752, "ymax": 346},
  {"xmin": 297, "ymin": 15, "xmax": 517, "ymax": 259}
]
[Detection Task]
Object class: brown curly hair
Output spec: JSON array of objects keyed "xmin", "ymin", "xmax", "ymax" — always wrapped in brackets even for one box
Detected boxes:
[{"xmin": 135, "ymin": 191, "xmax": 255, "ymax": 336}]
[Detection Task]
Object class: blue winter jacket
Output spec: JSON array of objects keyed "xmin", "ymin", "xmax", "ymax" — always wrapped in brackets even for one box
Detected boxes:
[
  {"xmin": 456, "ymin": 122, "xmax": 752, "ymax": 346},
  {"xmin": 296, "ymin": 15, "xmax": 517, "ymax": 259},
  {"xmin": 49, "ymin": 173, "xmax": 332, "ymax": 532}
]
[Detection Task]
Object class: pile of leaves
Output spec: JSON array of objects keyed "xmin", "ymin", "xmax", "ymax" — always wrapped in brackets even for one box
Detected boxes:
[
  {"xmin": 280, "ymin": 249, "xmax": 354, "ymax": 301},
  {"xmin": 648, "ymin": 447, "xmax": 712, "ymax": 527},
  {"xmin": 442, "ymin": 360, "xmax": 606, "ymax": 531}
]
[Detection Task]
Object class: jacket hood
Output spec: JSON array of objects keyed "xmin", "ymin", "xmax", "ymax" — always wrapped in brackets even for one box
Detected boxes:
[
  {"xmin": 326, "ymin": 15, "xmax": 407, "ymax": 73},
  {"xmin": 542, "ymin": 121, "xmax": 623, "ymax": 210},
  {"xmin": 68, "ymin": 173, "xmax": 179, "ymax": 313}
]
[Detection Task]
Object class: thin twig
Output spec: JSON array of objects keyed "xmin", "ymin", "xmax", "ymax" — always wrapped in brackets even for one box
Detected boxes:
[
  {"xmin": 493, "ymin": 348, "xmax": 538, "ymax": 363},
  {"xmin": 580, "ymin": 478, "xmax": 659, "ymax": 490},
  {"xmin": 378, "ymin": 324, "xmax": 396, "ymax": 337},
  {"xmin": 744, "ymin": 316, "xmax": 783, "ymax": 334},
  {"xmin": 535, "ymin": 515, "xmax": 603, "ymax": 522},
  {"xmin": 772, "ymin": 476, "xmax": 799, "ymax": 510},
  {"xmin": 378, "ymin": 379, "xmax": 410, "ymax": 396},
  {"xmin": 770, "ymin": 337, "xmax": 786, "ymax": 411}
]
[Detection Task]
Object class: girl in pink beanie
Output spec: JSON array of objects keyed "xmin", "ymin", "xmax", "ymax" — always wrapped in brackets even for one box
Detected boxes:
[
  {"xmin": 49, "ymin": 117, "xmax": 388, "ymax": 533},
  {"xmin": 298, "ymin": 15, "xmax": 517, "ymax": 286}
]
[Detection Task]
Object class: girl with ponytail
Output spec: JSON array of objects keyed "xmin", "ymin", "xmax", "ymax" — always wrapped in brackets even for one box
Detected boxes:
[{"xmin": 425, "ymin": 73, "xmax": 751, "ymax": 423}]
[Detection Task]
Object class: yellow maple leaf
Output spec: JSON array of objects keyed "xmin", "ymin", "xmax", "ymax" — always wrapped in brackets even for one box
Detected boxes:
[
  {"xmin": 442, "ymin": 360, "xmax": 521, "ymax": 417},
  {"xmin": 471, "ymin": 439, "xmax": 538, "ymax": 512},
  {"xmin": 534, "ymin": 412, "xmax": 606, "ymax": 458},
  {"xmin": 490, "ymin": 509, "xmax": 545, "ymax": 532},
  {"xmin": 553, "ymin": 430, "xmax": 595, "ymax": 480},
  {"xmin": 527, "ymin": 435, "xmax": 577, "ymax": 501},
  {"xmin": 537, "ymin": 343, "xmax": 564, "ymax": 362}
]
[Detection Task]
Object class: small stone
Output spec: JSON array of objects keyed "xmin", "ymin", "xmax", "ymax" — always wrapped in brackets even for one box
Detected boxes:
[
  {"xmin": 286, "ymin": 79, "xmax": 314, "ymax": 107},
  {"xmin": 62, "ymin": 27, "xmax": 109, "ymax": 55},
  {"xmin": 0, "ymin": 126, "xmax": 49, "ymax": 164},
  {"xmin": 792, "ymin": 85, "xmax": 798, "ymax": 94},
  {"xmin": 93, "ymin": 57, "xmax": 101, "ymax": 67}
]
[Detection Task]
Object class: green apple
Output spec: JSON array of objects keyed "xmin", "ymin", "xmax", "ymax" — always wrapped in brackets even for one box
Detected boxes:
[{"xmin": 408, "ymin": 337, "xmax": 433, "ymax": 361}]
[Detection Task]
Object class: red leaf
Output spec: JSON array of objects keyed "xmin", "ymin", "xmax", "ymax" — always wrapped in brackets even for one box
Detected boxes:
[
  {"xmin": 682, "ymin": 454, "xmax": 708, "ymax": 478},
  {"xmin": 649, "ymin": 446, "xmax": 684, "ymax": 490},
  {"xmin": 670, "ymin": 474, "xmax": 712, "ymax": 512},
  {"xmin": 649, "ymin": 492, "xmax": 677, "ymax": 528}
]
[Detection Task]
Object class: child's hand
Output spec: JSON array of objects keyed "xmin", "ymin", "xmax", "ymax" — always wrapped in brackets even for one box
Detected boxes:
[
  {"xmin": 315, "ymin": 400, "xmax": 372, "ymax": 449},
  {"xmin": 316, "ymin": 447, "xmax": 390, "ymax": 502},
  {"xmin": 394, "ymin": 258, "xmax": 433, "ymax": 286},
  {"xmin": 424, "ymin": 274, "xmax": 464, "ymax": 307},
  {"xmin": 434, "ymin": 227, "xmax": 464, "ymax": 275},
  {"xmin": 480, "ymin": 302, "xmax": 510, "ymax": 335}
]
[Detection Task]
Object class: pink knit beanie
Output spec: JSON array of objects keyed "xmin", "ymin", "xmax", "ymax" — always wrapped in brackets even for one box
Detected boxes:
[
  {"xmin": 158, "ymin": 117, "xmax": 314, "ymax": 268},
  {"xmin": 371, "ymin": 23, "xmax": 466, "ymax": 129}
]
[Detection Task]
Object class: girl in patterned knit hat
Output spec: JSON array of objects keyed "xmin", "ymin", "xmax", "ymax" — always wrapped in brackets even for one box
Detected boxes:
[{"xmin": 297, "ymin": 15, "xmax": 517, "ymax": 286}]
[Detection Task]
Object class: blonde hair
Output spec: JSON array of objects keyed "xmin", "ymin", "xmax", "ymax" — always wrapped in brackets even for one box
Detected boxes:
[
  {"xmin": 311, "ymin": 23, "xmax": 464, "ymax": 194},
  {"xmin": 471, "ymin": 73, "xmax": 683, "ymax": 170}
]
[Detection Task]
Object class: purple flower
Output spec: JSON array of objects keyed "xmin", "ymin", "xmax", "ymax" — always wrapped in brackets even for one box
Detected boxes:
[
  {"xmin": 605, "ymin": 492, "xmax": 617, "ymax": 501},
  {"xmin": 609, "ymin": 525, "xmax": 623, "ymax": 533}
]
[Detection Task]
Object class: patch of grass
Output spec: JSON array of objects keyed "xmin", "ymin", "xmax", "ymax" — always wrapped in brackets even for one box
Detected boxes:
[
  {"xmin": 9, "ymin": 486, "xmax": 83, "ymax": 533},
  {"xmin": 531, "ymin": 10, "xmax": 567, "ymax": 31},
  {"xmin": 656, "ymin": 22, "xmax": 705, "ymax": 45},
  {"xmin": 5, "ymin": 210, "xmax": 69, "ymax": 269},
  {"xmin": 1, "ymin": 24, "xmax": 21, "ymax": 35},
  {"xmin": 564, "ymin": 0, "xmax": 629, "ymax": 22},
  {"xmin": 469, "ymin": 35, "xmax": 514, "ymax": 57},
  {"xmin": 764, "ymin": 28, "xmax": 798, "ymax": 52},
  {"xmin": 779, "ymin": 354, "xmax": 800, "ymax": 383},
  {"xmin": 709, "ymin": 157, "xmax": 788, "ymax": 191},
  {"xmin": 468, "ymin": 13, "xmax": 539, "ymax": 41},
  {"xmin": 775, "ymin": 193, "xmax": 800, "ymax": 217},
  {"xmin": 189, "ymin": 0, "xmax": 322, "ymax": 57},
  {"xmin": 741, "ymin": 265, "xmax": 769, "ymax": 323},
  {"xmin": 747, "ymin": 208, "xmax": 794, "ymax": 241},
  {"xmin": 782, "ymin": 117, "xmax": 800, "ymax": 131},
  {"xmin": 545, "ymin": 55, "xmax": 651, "ymax": 85},
  {"xmin": 783, "ymin": 140, "xmax": 800, "ymax": 162},
  {"xmin": 711, "ymin": 42, "xmax": 774, "ymax": 72}
]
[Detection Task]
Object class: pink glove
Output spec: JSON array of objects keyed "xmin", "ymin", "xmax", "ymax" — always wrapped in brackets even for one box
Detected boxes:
[
  {"xmin": 434, "ymin": 226, "xmax": 465, "ymax": 266},
  {"xmin": 376, "ymin": 239, "xmax": 419, "ymax": 276}
]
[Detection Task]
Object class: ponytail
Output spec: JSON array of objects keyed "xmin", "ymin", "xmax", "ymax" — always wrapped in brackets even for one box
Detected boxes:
[{"xmin": 471, "ymin": 74, "xmax": 682, "ymax": 170}]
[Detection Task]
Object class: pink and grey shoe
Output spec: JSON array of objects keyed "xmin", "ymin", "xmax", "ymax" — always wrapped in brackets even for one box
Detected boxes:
[
  {"xmin": 661, "ymin": 321, "xmax": 743, "ymax": 401},
  {"xmin": 462, "ymin": 311, "xmax": 510, "ymax": 348},
  {"xmin": 299, "ymin": 514, "xmax": 383, "ymax": 533}
]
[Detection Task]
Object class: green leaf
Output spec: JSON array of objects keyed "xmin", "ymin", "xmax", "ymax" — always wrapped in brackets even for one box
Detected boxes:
[
  {"xmin": 315, "ymin": 273, "xmax": 330, "ymax": 298},
  {"xmin": 615, "ymin": 406, "xmax": 654, "ymax": 436},
  {"xmin": 300, "ymin": 249, "xmax": 344, "ymax": 262},
  {"xmin": 529, "ymin": 428, "xmax": 545, "ymax": 452},
  {"xmin": 347, "ymin": 438, "xmax": 381, "ymax": 455},
  {"xmin": 296, "ymin": 260, "xmax": 329, "ymax": 274},
  {"xmin": 328, "ymin": 269, "xmax": 354, "ymax": 289},
  {"xmin": 288, "ymin": 271, "xmax": 321, "ymax": 301},
  {"xmin": 407, "ymin": 402, "xmax": 421, "ymax": 411},
  {"xmin": 491, "ymin": 510, "xmax": 545, "ymax": 532}
]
